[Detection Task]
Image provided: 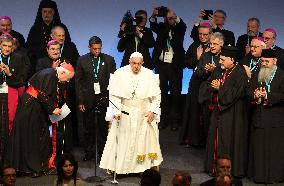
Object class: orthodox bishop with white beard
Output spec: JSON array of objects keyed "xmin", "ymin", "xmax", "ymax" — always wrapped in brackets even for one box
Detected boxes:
[
  {"xmin": 100, "ymin": 52, "xmax": 162, "ymax": 174},
  {"xmin": 247, "ymin": 49, "xmax": 284, "ymax": 183}
]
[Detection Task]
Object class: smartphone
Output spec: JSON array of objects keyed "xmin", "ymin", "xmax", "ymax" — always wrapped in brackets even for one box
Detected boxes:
[{"xmin": 203, "ymin": 10, "xmax": 213, "ymax": 20}]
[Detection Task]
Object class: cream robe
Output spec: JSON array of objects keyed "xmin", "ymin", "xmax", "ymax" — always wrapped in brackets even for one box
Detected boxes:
[{"xmin": 100, "ymin": 65, "xmax": 163, "ymax": 174}]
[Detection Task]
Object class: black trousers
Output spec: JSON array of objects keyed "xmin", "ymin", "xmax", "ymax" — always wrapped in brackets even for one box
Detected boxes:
[
  {"xmin": 56, "ymin": 115, "xmax": 73, "ymax": 160},
  {"xmin": 156, "ymin": 62, "xmax": 183, "ymax": 127},
  {"xmin": 83, "ymin": 95, "xmax": 108, "ymax": 157}
]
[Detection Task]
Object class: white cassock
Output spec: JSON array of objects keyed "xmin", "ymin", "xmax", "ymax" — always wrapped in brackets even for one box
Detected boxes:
[{"xmin": 99, "ymin": 65, "xmax": 163, "ymax": 174}]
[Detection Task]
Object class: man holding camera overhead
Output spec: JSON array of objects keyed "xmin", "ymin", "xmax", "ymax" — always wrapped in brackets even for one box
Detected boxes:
[
  {"xmin": 191, "ymin": 9, "xmax": 235, "ymax": 46},
  {"xmin": 118, "ymin": 10, "xmax": 155, "ymax": 69},
  {"xmin": 150, "ymin": 7, "xmax": 186, "ymax": 131}
]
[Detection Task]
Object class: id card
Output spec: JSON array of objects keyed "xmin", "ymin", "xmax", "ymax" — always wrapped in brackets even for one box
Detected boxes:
[
  {"xmin": 0, "ymin": 82, "xmax": 8, "ymax": 94},
  {"xmin": 94, "ymin": 82, "xmax": 101, "ymax": 94},
  {"xmin": 164, "ymin": 51, "xmax": 173, "ymax": 63}
]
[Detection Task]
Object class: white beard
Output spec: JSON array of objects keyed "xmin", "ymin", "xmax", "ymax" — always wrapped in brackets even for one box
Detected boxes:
[
  {"xmin": 258, "ymin": 65, "xmax": 277, "ymax": 83},
  {"xmin": 221, "ymin": 65, "xmax": 225, "ymax": 69}
]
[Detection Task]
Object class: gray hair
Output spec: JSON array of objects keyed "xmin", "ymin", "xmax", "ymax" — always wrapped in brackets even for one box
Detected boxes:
[{"xmin": 210, "ymin": 32, "xmax": 224, "ymax": 43}]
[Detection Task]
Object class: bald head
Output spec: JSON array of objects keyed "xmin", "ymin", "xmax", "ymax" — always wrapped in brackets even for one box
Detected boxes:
[
  {"xmin": 250, "ymin": 38, "xmax": 266, "ymax": 57},
  {"xmin": 0, "ymin": 17, "xmax": 12, "ymax": 34},
  {"xmin": 51, "ymin": 26, "xmax": 65, "ymax": 44}
]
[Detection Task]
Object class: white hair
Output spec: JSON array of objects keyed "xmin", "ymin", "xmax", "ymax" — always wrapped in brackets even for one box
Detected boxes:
[
  {"xmin": 56, "ymin": 66, "xmax": 73, "ymax": 76},
  {"xmin": 130, "ymin": 52, "xmax": 143, "ymax": 60}
]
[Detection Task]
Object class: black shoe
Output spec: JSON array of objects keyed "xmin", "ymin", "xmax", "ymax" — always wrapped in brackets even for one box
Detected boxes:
[{"xmin": 83, "ymin": 154, "xmax": 94, "ymax": 161}]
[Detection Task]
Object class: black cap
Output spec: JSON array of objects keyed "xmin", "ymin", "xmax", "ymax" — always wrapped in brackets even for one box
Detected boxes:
[
  {"xmin": 40, "ymin": 0, "xmax": 57, "ymax": 9},
  {"xmin": 220, "ymin": 46, "xmax": 239, "ymax": 59},
  {"xmin": 261, "ymin": 49, "xmax": 277, "ymax": 58}
]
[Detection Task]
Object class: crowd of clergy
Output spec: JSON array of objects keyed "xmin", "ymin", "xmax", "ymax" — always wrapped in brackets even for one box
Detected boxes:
[{"xmin": 0, "ymin": 0, "xmax": 283, "ymax": 184}]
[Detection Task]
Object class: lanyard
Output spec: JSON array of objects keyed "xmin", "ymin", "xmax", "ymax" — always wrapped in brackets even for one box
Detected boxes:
[
  {"xmin": 92, "ymin": 57, "xmax": 101, "ymax": 81},
  {"xmin": 271, "ymin": 45, "xmax": 276, "ymax": 49},
  {"xmin": 265, "ymin": 66, "xmax": 277, "ymax": 93},
  {"xmin": 0, "ymin": 55, "xmax": 11, "ymax": 79},
  {"xmin": 211, "ymin": 56, "xmax": 215, "ymax": 65},
  {"xmin": 0, "ymin": 55, "xmax": 10, "ymax": 65},
  {"xmin": 60, "ymin": 44, "xmax": 64, "ymax": 57},
  {"xmin": 249, "ymin": 58, "xmax": 260, "ymax": 71}
]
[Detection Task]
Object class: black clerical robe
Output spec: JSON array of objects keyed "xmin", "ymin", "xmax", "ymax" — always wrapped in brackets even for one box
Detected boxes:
[
  {"xmin": 180, "ymin": 48, "xmax": 216, "ymax": 146},
  {"xmin": 26, "ymin": 22, "xmax": 71, "ymax": 75},
  {"xmin": 60, "ymin": 41, "xmax": 79, "ymax": 145},
  {"xmin": 201, "ymin": 65, "xmax": 248, "ymax": 177},
  {"xmin": 8, "ymin": 68, "xmax": 59, "ymax": 174},
  {"xmin": 247, "ymin": 67, "xmax": 284, "ymax": 183},
  {"xmin": 35, "ymin": 56, "xmax": 73, "ymax": 157},
  {"xmin": 0, "ymin": 52, "xmax": 28, "ymax": 168},
  {"xmin": 273, "ymin": 45, "xmax": 284, "ymax": 71}
]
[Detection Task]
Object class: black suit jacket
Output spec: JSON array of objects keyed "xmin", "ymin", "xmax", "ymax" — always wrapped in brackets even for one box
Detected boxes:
[
  {"xmin": 118, "ymin": 27, "xmax": 154, "ymax": 69},
  {"xmin": 75, "ymin": 53, "xmax": 116, "ymax": 109},
  {"xmin": 150, "ymin": 17, "xmax": 187, "ymax": 69},
  {"xmin": 61, "ymin": 42, "xmax": 80, "ymax": 68},
  {"xmin": 0, "ymin": 52, "xmax": 29, "ymax": 88},
  {"xmin": 190, "ymin": 25, "xmax": 235, "ymax": 46}
]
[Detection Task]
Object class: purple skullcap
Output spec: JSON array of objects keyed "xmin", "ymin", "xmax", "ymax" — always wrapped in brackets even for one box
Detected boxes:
[
  {"xmin": 200, "ymin": 22, "xmax": 212, "ymax": 28},
  {"xmin": 47, "ymin": 39, "xmax": 58, "ymax": 46},
  {"xmin": 0, "ymin": 16, "xmax": 11, "ymax": 21},
  {"xmin": 264, "ymin": 28, "xmax": 276, "ymax": 35}
]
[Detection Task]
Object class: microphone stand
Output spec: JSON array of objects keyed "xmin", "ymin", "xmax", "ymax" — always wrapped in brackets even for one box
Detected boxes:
[{"xmin": 86, "ymin": 103, "xmax": 105, "ymax": 183}]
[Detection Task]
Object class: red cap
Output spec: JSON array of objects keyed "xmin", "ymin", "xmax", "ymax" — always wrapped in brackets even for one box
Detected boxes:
[
  {"xmin": 61, "ymin": 62, "xmax": 75, "ymax": 73},
  {"xmin": 254, "ymin": 36, "xmax": 264, "ymax": 42}
]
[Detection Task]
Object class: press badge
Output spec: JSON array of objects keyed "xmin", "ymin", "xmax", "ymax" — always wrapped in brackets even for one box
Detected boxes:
[
  {"xmin": 0, "ymin": 82, "xmax": 8, "ymax": 94},
  {"xmin": 164, "ymin": 51, "xmax": 173, "ymax": 63},
  {"xmin": 94, "ymin": 82, "xmax": 101, "ymax": 94}
]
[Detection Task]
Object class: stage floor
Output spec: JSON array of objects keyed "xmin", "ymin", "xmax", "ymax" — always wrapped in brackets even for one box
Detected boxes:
[{"xmin": 16, "ymin": 127, "xmax": 283, "ymax": 186}]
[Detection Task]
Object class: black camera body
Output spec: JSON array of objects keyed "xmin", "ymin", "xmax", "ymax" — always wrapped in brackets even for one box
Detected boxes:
[
  {"xmin": 157, "ymin": 6, "xmax": 168, "ymax": 17},
  {"xmin": 203, "ymin": 9, "xmax": 213, "ymax": 20},
  {"xmin": 120, "ymin": 10, "xmax": 145, "ymax": 36}
]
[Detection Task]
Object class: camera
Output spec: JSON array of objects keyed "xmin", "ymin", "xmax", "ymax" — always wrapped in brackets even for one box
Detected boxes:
[
  {"xmin": 120, "ymin": 10, "xmax": 145, "ymax": 37},
  {"xmin": 203, "ymin": 10, "xmax": 213, "ymax": 20},
  {"xmin": 156, "ymin": 6, "xmax": 168, "ymax": 17}
]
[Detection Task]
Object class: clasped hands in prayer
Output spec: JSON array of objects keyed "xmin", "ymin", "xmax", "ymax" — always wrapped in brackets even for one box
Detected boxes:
[
  {"xmin": 0, "ymin": 63, "xmax": 12, "ymax": 76},
  {"xmin": 114, "ymin": 111, "xmax": 155, "ymax": 124},
  {"xmin": 211, "ymin": 79, "xmax": 221, "ymax": 90},
  {"xmin": 254, "ymin": 87, "xmax": 267, "ymax": 99}
]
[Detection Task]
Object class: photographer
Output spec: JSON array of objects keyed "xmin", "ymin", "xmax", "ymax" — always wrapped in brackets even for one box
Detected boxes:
[
  {"xmin": 118, "ymin": 10, "xmax": 155, "ymax": 69},
  {"xmin": 150, "ymin": 7, "xmax": 186, "ymax": 131},
  {"xmin": 190, "ymin": 9, "xmax": 235, "ymax": 46}
]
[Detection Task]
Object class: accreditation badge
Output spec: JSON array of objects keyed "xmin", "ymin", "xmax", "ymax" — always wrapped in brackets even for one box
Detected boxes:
[
  {"xmin": 0, "ymin": 82, "xmax": 8, "ymax": 94},
  {"xmin": 94, "ymin": 82, "xmax": 101, "ymax": 94}
]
